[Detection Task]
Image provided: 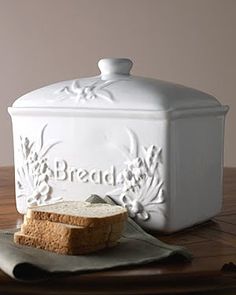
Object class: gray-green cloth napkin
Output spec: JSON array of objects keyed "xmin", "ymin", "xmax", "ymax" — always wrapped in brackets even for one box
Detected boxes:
[{"xmin": 0, "ymin": 196, "xmax": 192, "ymax": 281}]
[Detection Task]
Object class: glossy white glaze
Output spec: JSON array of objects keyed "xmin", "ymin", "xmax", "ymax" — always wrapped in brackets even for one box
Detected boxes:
[
  {"xmin": 9, "ymin": 58, "xmax": 229, "ymax": 232},
  {"xmin": 12, "ymin": 58, "xmax": 220, "ymax": 111}
]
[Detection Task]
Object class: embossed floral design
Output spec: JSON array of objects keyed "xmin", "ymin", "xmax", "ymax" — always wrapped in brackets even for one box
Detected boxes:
[
  {"xmin": 109, "ymin": 130, "xmax": 165, "ymax": 221},
  {"xmin": 16, "ymin": 125, "xmax": 61, "ymax": 207},
  {"xmin": 55, "ymin": 79, "xmax": 123, "ymax": 103}
]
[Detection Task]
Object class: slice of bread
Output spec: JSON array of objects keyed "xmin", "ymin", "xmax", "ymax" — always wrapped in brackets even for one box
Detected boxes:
[
  {"xmin": 14, "ymin": 231, "xmax": 117, "ymax": 255},
  {"xmin": 14, "ymin": 201, "xmax": 127, "ymax": 255},
  {"xmin": 26, "ymin": 201, "xmax": 127, "ymax": 227},
  {"xmin": 20, "ymin": 217, "xmax": 125, "ymax": 247}
]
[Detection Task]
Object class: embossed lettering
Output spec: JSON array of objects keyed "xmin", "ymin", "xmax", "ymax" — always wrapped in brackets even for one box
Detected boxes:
[
  {"xmin": 103, "ymin": 166, "xmax": 116, "ymax": 186},
  {"xmin": 53, "ymin": 159, "xmax": 116, "ymax": 186},
  {"xmin": 77, "ymin": 169, "xmax": 88, "ymax": 183},
  {"xmin": 90, "ymin": 169, "xmax": 102, "ymax": 184},
  {"xmin": 54, "ymin": 159, "xmax": 67, "ymax": 180},
  {"xmin": 68, "ymin": 167, "xmax": 77, "ymax": 182}
]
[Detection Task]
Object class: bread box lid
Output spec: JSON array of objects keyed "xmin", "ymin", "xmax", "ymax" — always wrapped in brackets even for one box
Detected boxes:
[{"xmin": 11, "ymin": 58, "xmax": 226, "ymax": 113}]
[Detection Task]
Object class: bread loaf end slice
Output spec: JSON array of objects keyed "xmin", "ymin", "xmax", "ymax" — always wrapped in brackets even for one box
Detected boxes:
[
  {"xmin": 14, "ymin": 231, "xmax": 118, "ymax": 255},
  {"xmin": 21, "ymin": 217, "xmax": 125, "ymax": 246},
  {"xmin": 26, "ymin": 201, "xmax": 127, "ymax": 227}
]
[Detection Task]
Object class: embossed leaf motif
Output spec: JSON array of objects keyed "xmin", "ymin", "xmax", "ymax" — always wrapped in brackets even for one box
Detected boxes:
[
  {"xmin": 54, "ymin": 79, "xmax": 126, "ymax": 103},
  {"xmin": 108, "ymin": 129, "xmax": 165, "ymax": 221},
  {"xmin": 16, "ymin": 124, "xmax": 61, "ymax": 207}
]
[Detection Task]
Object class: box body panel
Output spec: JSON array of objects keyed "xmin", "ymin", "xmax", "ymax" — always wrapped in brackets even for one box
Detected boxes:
[
  {"xmin": 168, "ymin": 115, "xmax": 225, "ymax": 232},
  {"xmin": 10, "ymin": 110, "xmax": 170, "ymax": 231}
]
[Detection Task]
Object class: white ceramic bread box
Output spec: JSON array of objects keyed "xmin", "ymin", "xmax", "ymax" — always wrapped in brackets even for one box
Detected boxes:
[{"xmin": 8, "ymin": 58, "xmax": 229, "ymax": 233}]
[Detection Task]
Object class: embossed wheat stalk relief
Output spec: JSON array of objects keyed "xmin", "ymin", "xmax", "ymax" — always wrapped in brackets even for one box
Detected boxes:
[
  {"xmin": 16, "ymin": 124, "xmax": 61, "ymax": 206},
  {"xmin": 108, "ymin": 129, "xmax": 165, "ymax": 221},
  {"xmin": 54, "ymin": 79, "xmax": 125, "ymax": 103}
]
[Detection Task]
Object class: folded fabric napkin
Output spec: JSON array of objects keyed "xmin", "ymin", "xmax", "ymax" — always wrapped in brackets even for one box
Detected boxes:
[{"xmin": 0, "ymin": 196, "xmax": 192, "ymax": 281}]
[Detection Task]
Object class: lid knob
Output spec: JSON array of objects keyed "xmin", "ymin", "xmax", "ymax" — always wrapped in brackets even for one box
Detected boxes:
[{"xmin": 98, "ymin": 58, "xmax": 133, "ymax": 76}]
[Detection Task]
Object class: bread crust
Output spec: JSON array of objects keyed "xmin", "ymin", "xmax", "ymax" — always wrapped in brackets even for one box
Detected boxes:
[
  {"xmin": 21, "ymin": 217, "xmax": 125, "ymax": 246},
  {"xmin": 26, "ymin": 202, "xmax": 128, "ymax": 227},
  {"xmin": 27, "ymin": 210, "xmax": 127, "ymax": 227},
  {"xmin": 14, "ymin": 201, "xmax": 127, "ymax": 255},
  {"xmin": 14, "ymin": 232, "xmax": 118, "ymax": 255}
]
